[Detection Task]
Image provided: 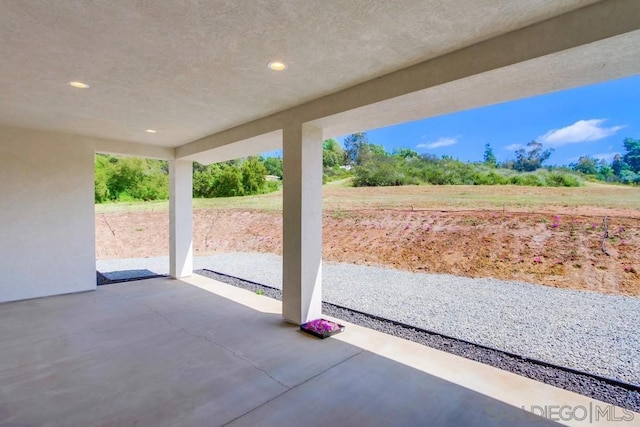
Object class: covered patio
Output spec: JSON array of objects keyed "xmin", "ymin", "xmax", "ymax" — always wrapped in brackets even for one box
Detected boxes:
[
  {"xmin": 1, "ymin": 275, "xmax": 619, "ymax": 426},
  {"xmin": 1, "ymin": 0, "xmax": 640, "ymax": 425}
]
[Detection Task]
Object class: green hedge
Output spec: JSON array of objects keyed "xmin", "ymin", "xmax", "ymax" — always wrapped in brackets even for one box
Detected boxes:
[{"xmin": 352, "ymin": 156, "xmax": 583, "ymax": 188}]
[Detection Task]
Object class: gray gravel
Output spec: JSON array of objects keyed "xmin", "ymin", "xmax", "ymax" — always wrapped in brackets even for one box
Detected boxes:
[{"xmin": 97, "ymin": 252, "xmax": 640, "ymax": 385}]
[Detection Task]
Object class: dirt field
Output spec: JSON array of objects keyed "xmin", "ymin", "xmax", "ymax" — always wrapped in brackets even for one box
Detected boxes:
[{"xmin": 96, "ymin": 184, "xmax": 640, "ymax": 296}]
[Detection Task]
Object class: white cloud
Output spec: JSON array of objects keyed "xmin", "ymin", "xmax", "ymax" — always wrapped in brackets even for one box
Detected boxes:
[
  {"xmin": 504, "ymin": 143, "xmax": 523, "ymax": 151},
  {"xmin": 417, "ymin": 137, "xmax": 458, "ymax": 150},
  {"xmin": 539, "ymin": 119, "xmax": 624, "ymax": 146}
]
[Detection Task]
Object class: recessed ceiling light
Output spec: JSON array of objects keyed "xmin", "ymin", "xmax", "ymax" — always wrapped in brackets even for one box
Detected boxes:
[
  {"xmin": 145, "ymin": 129, "xmax": 157, "ymax": 134},
  {"xmin": 69, "ymin": 81, "xmax": 90, "ymax": 89},
  {"xmin": 267, "ymin": 61, "xmax": 287, "ymax": 71}
]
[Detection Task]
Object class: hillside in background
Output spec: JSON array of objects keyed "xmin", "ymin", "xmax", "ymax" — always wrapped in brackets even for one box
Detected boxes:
[{"xmin": 96, "ymin": 183, "xmax": 640, "ymax": 296}]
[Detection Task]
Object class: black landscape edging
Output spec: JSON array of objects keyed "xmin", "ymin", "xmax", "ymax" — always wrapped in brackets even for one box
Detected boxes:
[{"xmin": 96, "ymin": 271, "xmax": 167, "ymax": 286}]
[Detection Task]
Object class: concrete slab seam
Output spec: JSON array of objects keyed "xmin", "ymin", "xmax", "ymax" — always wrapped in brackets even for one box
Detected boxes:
[
  {"xmin": 222, "ymin": 349, "xmax": 365, "ymax": 426},
  {"xmin": 102, "ymin": 287, "xmax": 290, "ymax": 390}
]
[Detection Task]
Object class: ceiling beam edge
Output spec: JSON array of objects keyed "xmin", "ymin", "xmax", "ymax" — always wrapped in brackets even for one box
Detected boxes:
[
  {"xmin": 176, "ymin": 0, "xmax": 640, "ymax": 159},
  {"xmin": 93, "ymin": 138, "xmax": 175, "ymax": 160}
]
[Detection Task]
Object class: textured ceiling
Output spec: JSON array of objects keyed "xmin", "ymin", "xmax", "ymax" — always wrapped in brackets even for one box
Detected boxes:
[{"xmin": 0, "ymin": 0, "xmax": 600, "ymax": 147}]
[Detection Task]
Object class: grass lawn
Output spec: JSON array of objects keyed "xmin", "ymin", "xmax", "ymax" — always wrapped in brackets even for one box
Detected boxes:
[{"xmin": 95, "ymin": 181, "xmax": 640, "ymax": 215}]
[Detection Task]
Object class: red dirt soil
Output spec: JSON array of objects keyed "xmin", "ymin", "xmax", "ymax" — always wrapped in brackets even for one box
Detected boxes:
[{"xmin": 96, "ymin": 208, "xmax": 640, "ymax": 297}]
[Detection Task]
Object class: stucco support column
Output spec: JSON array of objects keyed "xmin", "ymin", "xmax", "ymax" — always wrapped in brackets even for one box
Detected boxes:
[
  {"xmin": 169, "ymin": 159, "xmax": 193, "ymax": 278},
  {"xmin": 282, "ymin": 124, "xmax": 323, "ymax": 324}
]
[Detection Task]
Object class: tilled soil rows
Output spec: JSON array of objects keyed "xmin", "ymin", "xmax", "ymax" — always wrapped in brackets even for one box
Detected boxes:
[{"xmin": 96, "ymin": 208, "xmax": 640, "ymax": 296}]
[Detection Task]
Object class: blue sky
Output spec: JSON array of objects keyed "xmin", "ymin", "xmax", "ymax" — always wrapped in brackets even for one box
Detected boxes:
[{"xmin": 338, "ymin": 75, "xmax": 640, "ymax": 166}]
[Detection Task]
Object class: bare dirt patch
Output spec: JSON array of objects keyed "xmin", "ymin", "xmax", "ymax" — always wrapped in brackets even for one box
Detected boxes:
[{"xmin": 96, "ymin": 207, "xmax": 640, "ymax": 296}]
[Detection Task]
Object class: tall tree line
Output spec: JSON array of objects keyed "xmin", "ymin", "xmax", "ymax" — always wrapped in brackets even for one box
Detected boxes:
[{"xmin": 95, "ymin": 135, "xmax": 639, "ymax": 202}]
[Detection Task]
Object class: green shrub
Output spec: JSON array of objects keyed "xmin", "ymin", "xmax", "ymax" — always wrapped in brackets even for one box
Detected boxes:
[
  {"xmin": 545, "ymin": 171, "xmax": 581, "ymax": 187},
  {"xmin": 241, "ymin": 157, "xmax": 267, "ymax": 194},
  {"xmin": 348, "ymin": 153, "xmax": 584, "ymax": 189},
  {"xmin": 94, "ymin": 155, "xmax": 112, "ymax": 202},
  {"xmin": 94, "ymin": 155, "xmax": 171, "ymax": 203},
  {"xmin": 261, "ymin": 181, "xmax": 281, "ymax": 193},
  {"xmin": 476, "ymin": 170, "xmax": 509, "ymax": 185},
  {"xmin": 95, "ymin": 154, "xmax": 283, "ymax": 203},
  {"xmin": 193, "ymin": 169, "xmax": 217, "ymax": 198},
  {"xmin": 510, "ymin": 173, "xmax": 544, "ymax": 186},
  {"xmin": 214, "ymin": 167, "xmax": 244, "ymax": 197},
  {"xmin": 353, "ymin": 156, "xmax": 406, "ymax": 186},
  {"xmin": 323, "ymin": 165, "xmax": 353, "ymax": 182}
]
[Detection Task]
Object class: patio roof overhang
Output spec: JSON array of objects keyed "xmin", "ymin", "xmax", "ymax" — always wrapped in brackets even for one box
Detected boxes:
[{"xmin": 0, "ymin": 0, "xmax": 638, "ymax": 161}]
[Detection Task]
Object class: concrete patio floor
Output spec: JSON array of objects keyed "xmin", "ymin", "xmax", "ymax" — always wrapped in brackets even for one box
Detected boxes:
[{"xmin": 1, "ymin": 276, "xmax": 637, "ymax": 427}]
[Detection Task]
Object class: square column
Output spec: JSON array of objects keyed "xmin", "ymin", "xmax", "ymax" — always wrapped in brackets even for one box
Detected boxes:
[
  {"xmin": 169, "ymin": 159, "xmax": 193, "ymax": 278},
  {"xmin": 282, "ymin": 124, "xmax": 323, "ymax": 324}
]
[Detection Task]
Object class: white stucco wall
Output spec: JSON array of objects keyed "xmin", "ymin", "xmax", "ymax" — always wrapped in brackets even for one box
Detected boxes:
[{"xmin": 0, "ymin": 127, "xmax": 96, "ymax": 303}]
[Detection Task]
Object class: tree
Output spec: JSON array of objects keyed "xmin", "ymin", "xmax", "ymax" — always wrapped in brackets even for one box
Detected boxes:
[
  {"xmin": 611, "ymin": 154, "xmax": 629, "ymax": 178},
  {"xmin": 483, "ymin": 143, "xmax": 497, "ymax": 167},
  {"xmin": 367, "ymin": 144, "xmax": 387, "ymax": 157},
  {"xmin": 596, "ymin": 160, "xmax": 615, "ymax": 182},
  {"xmin": 94, "ymin": 155, "xmax": 113, "ymax": 202},
  {"xmin": 323, "ymin": 138, "xmax": 344, "ymax": 158},
  {"xmin": 322, "ymin": 149, "xmax": 342, "ymax": 167},
  {"xmin": 214, "ymin": 166, "xmax": 244, "ymax": 197},
  {"xmin": 343, "ymin": 132, "xmax": 369, "ymax": 165},
  {"xmin": 513, "ymin": 141, "xmax": 554, "ymax": 172},
  {"xmin": 618, "ymin": 170, "xmax": 640, "ymax": 184},
  {"xmin": 241, "ymin": 157, "xmax": 267, "ymax": 194},
  {"xmin": 193, "ymin": 165, "xmax": 218, "ymax": 198},
  {"xmin": 108, "ymin": 157, "xmax": 145, "ymax": 197},
  {"xmin": 322, "ymin": 139, "xmax": 344, "ymax": 168},
  {"xmin": 571, "ymin": 156, "xmax": 598, "ymax": 175},
  {"xmin": 193, "ymin": 162, "xmax": 209, "ymax": 173},
  {"xmin": 261, "ymin": 156, "xmax": 283, "ymax": 178},
  {"xmin": 622, "ymin": 137, "xmax": 640, "ymax": 173},
  {"xmin": 392, "ymin": 147, "xmax": 419, "ymax": 159},
  {"xmin": 93, "ymin": 155, "xmax": 170, "ymax": 202}
]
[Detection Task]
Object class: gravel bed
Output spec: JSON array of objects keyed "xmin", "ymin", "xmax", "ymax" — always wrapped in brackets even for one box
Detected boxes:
[
  {"xmin": 97, "ymin": 253, "xmax": 640, "ymax": 385},
  {"xmin": 197, "ymin": 269, "xmax": 640, "ymax": 413}
]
